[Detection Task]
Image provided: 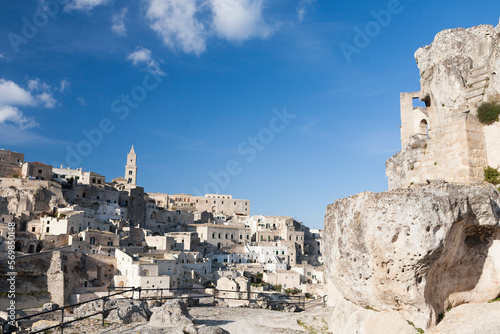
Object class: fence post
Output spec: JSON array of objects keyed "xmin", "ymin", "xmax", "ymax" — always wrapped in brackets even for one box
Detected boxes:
[
  {"xmin": 61, "ymin": 307, "xmax": 65, "ymax": 334},
  {"xmin": 101, "ymin": 297, "xmax": 106, "ymax": 327},
  {"xmin": 160, "ymin": 288, "xmax": 163, "ymax": 302},
  {"xmin": 138, "ymin": 287, "xmax": 142, "ymax": 300}
]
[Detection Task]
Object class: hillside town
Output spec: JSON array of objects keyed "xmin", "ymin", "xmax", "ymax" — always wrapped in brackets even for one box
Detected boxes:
[{"xmin": 0, "ymin": 146, "xmax": 325, "ymax": 308}]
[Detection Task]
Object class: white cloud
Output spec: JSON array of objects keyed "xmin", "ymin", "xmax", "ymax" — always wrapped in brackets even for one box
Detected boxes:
[
  {"xmin": 27, "ymin": 78, "xmax": 52, "ymax": 93},
  {"xmin": 127, "ymin": 47, "xmax": 165, "ymax": 76},
  {"xmin": 0, "ymin": 54, "xmax": 4, "ymax": 60},
  {"xmin": 0, "ymin": 106, "xmax": 38, "ymax": 130},
  {"xmin": 209, "ymin": 0, "xmax": 272, "ymax": 41},
  {"xmin": 26, "ymin": 79, "xmax": 57, "ymax": 107},
  {"xmin": 297, "ymin": 0, "xmax": 316, "ymax": 23},
  {"xmin": 0, "ymin": 79, "xmax": 35, "ymax": 107},
  {"xmin": 145, "ymin": 0, "xmax": 275, "ymax": 54},
  {"xmin": 0, "ymin": 123, "xmax": 66, "ymax": 146},
  {"xmin": 77, "ymin": 97, "xmax": 87, "ymax": 106},
  {"xmin": 112, "ymin": 8, "xmax": 128, "ymax": 36},
  {"xmin": 36, "ymin": 92, "xmax": 57, "ymax": 108},
  {"xmin": 59, "ymin": 78, "xmax": 71, "ymax": 93},
  {"xmin": 64, "ymin": 0, "xmax": 110, "ymax": 12},
  {"xmin": 0, "ymin": 78, "xmax": 56, "ymax": 129},
  {"xmin": 297, "ymin": 8, "xmax": 306, "ymax": 22},
  {"xmin": 145, "ymin": 0, "xmax": 207, "ymax": 55}
]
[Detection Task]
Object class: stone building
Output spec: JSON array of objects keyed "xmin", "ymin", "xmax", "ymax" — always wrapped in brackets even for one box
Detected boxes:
[
  {"xmin": 145, "ymin": 235, "xmax": 176, "ymax": 251},
  {"xmin": 125, "ymin": 145, "xmax": 137, "ymax": 186},
  {"xmin": 387, "ymin": 22, "xmax": 500, "ymax": 189},
  {"xmin": 146, "ymin": 192, "xmax": 250, "ymax": 217},
  {"xmin": 0, "ymin": 149, "xmax": 23, "ymax": 178},
  {"xmin": 113, "ymin": 249, "xmax": 183, "ymax": 290},
  {"xmin": 68, "ymin": 229, "xmax": 120, "ymax": 255},
  {"xmin": 216, "ymin": 276, "xmax": 250, "ymax": 303},
  {"xmin": 40, "ymin": 207, "xmax": 110, "ymax": 238},
  {"xmin": 53, "ymin": 166, "xmax": 105, "ymax": 188},
  {"xmin": 166, "ymin": 231, "xmax": 199, "ymax": 251},
  {"xmin": 263, "ymin": 270, "xmax": 301, "ymax": 290},
  {"xmin": 22, "ymin": 161, "xmax": 53, "ymax": 180},
  {"xmin": 192, "ymin": 223, "xmax": 246, "ymax": 249}
]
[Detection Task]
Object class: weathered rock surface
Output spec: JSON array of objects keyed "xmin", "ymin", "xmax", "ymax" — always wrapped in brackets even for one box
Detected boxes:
[
  {"xmin": 0, "ymin": 179, "xmax": 67, "ymax": 217},
  {"xmin": 73, "ymin": 299, "xmax": 151, "ymax": 324},
  {"xmin": 42, "ymin": 302, "xmax": 59, "ymax": 312},
  {"xmin": 105, "ymin": 299, "xmax": 151, "ymax": 324},
  {"xmin": 386, "ymin": 21, "xmax": 500, "ymax": 189},
  {"xmin": 323, "ymin": 183, "xmax": 500, "ymax": 331},
  {"xmin": 149, "ymin": 300, "xmax": 194, "ymax": 327},
  {"xmin": 427, "ymin": 301, "xmax": 500, "ymax": 333},
  {"xmin": 415, "ymin": 23, "xmax": 500, "ymax": 111},
  {"xmin": 31, "ymin": 320, "xmax": 60, "ymax": 332}
]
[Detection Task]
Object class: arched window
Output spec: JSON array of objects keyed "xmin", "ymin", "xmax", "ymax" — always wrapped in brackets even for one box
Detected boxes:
[
  {"xmin": 420, "ymin": 119, "xmax": 429, "ymax": 139},
  {"xmin": 141, "ymin": 269, "xmax": 150, "ymax": 277}
]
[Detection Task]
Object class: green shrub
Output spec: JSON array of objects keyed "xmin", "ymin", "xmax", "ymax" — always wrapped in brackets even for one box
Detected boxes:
[
  {"xmin": 477, "ymin": 102, "xmax": 500, "ymax": 125},
  {"xmin": 284, "ymin": 288, "xmax": 302, "ymax": 295},
  {"xmin": 488, "ymin": 295, "xmax": 500, "ymax": 303},
  {"xmin": 484, "ymin": 166, "xmax": 500, "ymax": 185},
  {"xmin": 272, "ymin": 284, "xmax": 282, "ymax": 292},
  {"xmin": 203, "ymin": 281, "xmax": 215, "ymax": 288}
]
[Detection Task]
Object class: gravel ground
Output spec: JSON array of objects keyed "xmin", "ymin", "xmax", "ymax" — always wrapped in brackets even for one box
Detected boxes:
[{"xmin": 27, "ymin": 305, "xmax": 333, "ymax": 334}]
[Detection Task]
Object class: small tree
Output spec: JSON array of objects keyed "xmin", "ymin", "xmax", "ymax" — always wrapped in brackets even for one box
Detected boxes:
[{"xmin": 484, "ymin": 166, "xmax": 500, "ymax": 185}]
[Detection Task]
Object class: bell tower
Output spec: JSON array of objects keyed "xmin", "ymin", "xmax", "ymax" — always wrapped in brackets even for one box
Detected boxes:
[{"xmin": 125, "ymin": 145, "xmax": 137, "ymax": 185}]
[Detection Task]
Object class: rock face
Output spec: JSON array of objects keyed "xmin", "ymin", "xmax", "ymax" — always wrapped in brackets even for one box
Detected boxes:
[
  {"xmin": 427, "ymin": 301, "xmax": 500, "ymax": 334},
  {"xmin": 387, "ymin": 21, "xmax": 500, "ymax": 189},
  {"xmin": 31, "ymin": 320, "xmax": 60, "ymax": 332},
  {"xmin": 105, "ymin": 299, "xmax": 152, "ymax": 324},
  {"xmin": 149, "ymin": 299, "xmax": 194, "ymax": 328},
  {"xmin": 323, "ymin": 182, "xmax": 500, "ymax": 330},
  {"xmin": 0, "ymin": 179, "xmax": 67, "ymax": 217}
]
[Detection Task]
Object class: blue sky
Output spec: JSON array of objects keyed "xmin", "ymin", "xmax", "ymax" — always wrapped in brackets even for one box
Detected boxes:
[{"xmin": 0, "ymin": 0, "xmax": 499, "ymax": 229}]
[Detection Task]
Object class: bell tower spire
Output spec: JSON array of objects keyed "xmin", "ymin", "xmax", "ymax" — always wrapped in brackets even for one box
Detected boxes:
[{"xmin": 125, "ymin": 145, "xmax": 137, "ymax": 185}]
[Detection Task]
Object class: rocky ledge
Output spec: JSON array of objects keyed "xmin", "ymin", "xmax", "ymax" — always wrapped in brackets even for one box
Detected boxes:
[{"xmin": 323, "ymin": 182, "xmax": 500, "ymax": 332}]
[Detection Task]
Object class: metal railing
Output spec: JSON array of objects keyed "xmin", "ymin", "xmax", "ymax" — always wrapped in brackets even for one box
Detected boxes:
[
  {"xmin": 2, "ymin": 287, "xmax": 138, "ymax": 334},
  {"xmin": 1, "ymin": 287, "xmax": 327, "ymax": 334}
]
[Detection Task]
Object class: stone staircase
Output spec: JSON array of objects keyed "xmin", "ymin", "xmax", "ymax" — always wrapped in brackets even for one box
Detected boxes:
[{"xmin": 466, "ymin": 63, "xmax": 490, "ymax": 108}]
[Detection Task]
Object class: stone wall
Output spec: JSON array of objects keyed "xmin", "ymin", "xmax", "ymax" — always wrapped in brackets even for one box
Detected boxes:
[{"xmin": 387, "ymin": 22, "xmax": 500, "ymax": 189}]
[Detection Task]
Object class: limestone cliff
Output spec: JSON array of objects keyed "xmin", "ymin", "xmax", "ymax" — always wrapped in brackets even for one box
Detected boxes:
[
  {"xmin": 323, "ymin": 183, "xmax": 500, "ymax": 331},
  {"xmin": 0, "ymin": 179, "xmax": 67, "ymax": 218},
  {"xmin": 387, "ymin": 22, "xmax": 500, "ymax": 189}
]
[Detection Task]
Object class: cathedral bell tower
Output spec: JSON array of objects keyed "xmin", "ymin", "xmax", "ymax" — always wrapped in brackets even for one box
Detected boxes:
[{"xmin": 125, "ymin": 145, "xmax": 137, "ymax": 185}]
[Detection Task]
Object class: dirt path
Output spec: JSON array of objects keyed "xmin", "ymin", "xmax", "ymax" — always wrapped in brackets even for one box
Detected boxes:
[{"xmin": 47, "ymin": 306, "xmax": 333, "ymax": 334}]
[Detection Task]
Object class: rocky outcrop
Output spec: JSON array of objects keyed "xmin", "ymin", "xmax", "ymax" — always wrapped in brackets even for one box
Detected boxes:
[
  {"xmin": 31, "ymin": 320, "xmax": 60, "ymax": 332},
  {"xmin": 323, "ymin": 183, "xmax": 500, "ymax": 331},
  {"xmin": 0, "ymin": 179, "xmax": 67, "ymax": 217},
  {"xmin": 387, "ymin": 21, "xmax": 500, "ymax": 189},
  {"xmin": 427, "ymin": 301, "xmax": 500, "ymax": 333},
  {"xmin": 105, "ymin": 299, "xmax": 152, "ymax": 324},
  {"xmin": 415, "ymin": 23, "xmax": 500, "ymax": 111},
  {"xmin": 149, "ymin": 299, "xmax": 194, "ymax": 328}
]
